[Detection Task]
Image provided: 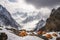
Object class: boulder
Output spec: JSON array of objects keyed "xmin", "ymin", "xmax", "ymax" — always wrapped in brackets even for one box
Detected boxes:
[
  {"xmin": 0, "ymin": 33, "xmax": 8, "ymax": 40},
  {"xmin": 19, "ymin": 30, "xmax": 27, "ymax": 37},
  {"xmin": 56, "ymin": 37, "xmax": 60, "ymax": 40}
]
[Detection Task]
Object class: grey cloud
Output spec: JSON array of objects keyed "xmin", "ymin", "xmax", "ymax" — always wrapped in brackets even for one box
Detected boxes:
[
  {"xmin": 8, "ymin": 0, "xmax": 17, "ymax": 2},
  {"xmin": 26, "ymin": 0, "xmax": 60, "ymax": 8}
]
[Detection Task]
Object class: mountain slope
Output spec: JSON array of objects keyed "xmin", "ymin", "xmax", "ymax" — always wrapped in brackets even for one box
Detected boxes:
[
  {"xmin": 0, "ymin": 5, "xmax": 21, "ymax": 29},
  {"xmin": 39, "ymin": 7, "xmax": 60, "ymax": 31},
  {"xmin": 34, "ymin": 19, "xmax": 46, "ymax": 31}
]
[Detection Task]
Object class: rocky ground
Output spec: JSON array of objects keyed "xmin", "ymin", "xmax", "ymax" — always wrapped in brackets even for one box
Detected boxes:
[{"xmin": 0, "ymin": 28, "xmax": 60, "ymax": 40}]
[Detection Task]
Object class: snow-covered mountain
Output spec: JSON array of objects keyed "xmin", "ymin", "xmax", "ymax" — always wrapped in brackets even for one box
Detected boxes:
[
  {"xmin": 0, "ymin": 4, "xmax": 47, "ymax": 31},
  {"xmin": 0, "ymin": 0, "xmax": 51, "ymax": 31},
  {"xmin": 0, "ymin": 5, "xmax": 21, "ymax": 29},
  {"xmin": 34, "ymin": 19, "xmax": 46, "ymax": 31},
  {"xmin": 12, "ymin": 10, "xmax": 44, "ymax": 31}
]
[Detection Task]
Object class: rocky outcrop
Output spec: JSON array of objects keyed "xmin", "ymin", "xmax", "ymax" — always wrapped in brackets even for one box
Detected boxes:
[
  {"xmin": 40, "ymin": 7, "xmax": 60, "ymax": 31},
  {"xmin": 0, "ymin": 33, "xmax": 8, "ymax": 40}
]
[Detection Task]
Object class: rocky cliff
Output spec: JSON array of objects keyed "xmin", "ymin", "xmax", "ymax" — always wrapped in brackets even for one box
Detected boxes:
[{"xmin": 40, "ymin": 7, "xmax": 60, "ymax": 31}]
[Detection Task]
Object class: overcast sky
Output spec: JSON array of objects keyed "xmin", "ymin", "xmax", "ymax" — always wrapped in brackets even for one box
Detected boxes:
[
  {"xmin": 26, "ymin": 0, "xmax": 60, "ymax": 8},
  {"xmin": 8, "ymin": 0, "xmax": 60, "ymax": 8}
]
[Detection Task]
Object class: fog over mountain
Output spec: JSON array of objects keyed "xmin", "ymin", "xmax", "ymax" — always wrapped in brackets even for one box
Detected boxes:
[{"xmin": 0, "ymin": 0, "xmax": 60, "ymax": 31}]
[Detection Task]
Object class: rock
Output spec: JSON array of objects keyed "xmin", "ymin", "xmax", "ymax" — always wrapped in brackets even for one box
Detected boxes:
[
  {"xmin": 45, "ymin": 34, "xmax": 52, "ymax": 39},
  {"xmin": 37, "ymin": 30, "xmax": 43, "ymax": 35},
  {"xmin": 42, "ymin": 31, "xmax": 46, "ymax": 34},
  {"xmin": 19, "ymin": 30, "xmax": 27, "ymax": 37},
  {"xmin": 52, "ymin": 33, "xmax": 58, "ymax": 37},
  {"xmin": 39, "ymin": 7, "xmax": 60, "ymax": 32},
  {"xmin": 0, "ymin": 33, "xmax": 8, "ymax": 40},
  {"xmin": 56, "ymin": 37, "xmax": 60, "ymax": 40},
  {"xmin": 37, "ymin": 30, "xmax": 46, "ymax": 36}
]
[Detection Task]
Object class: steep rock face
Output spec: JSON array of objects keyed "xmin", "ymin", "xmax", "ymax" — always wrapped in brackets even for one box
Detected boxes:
[
  {"xmin": 40, "ymin": 7, "xmax": 60, "ymax": 31},
  {"xmin": 0, "ymin": 5, "xmax": 21, "ymax": 29}
]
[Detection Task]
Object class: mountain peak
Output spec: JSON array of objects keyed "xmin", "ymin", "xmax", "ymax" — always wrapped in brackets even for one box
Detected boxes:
[
  {"xmin": 39, "ymin": 7, "xmax": 60, "ymax": 32},
  {"xmin": 0, "ymin": 5, "xmax": 21, "ymax": 29}
]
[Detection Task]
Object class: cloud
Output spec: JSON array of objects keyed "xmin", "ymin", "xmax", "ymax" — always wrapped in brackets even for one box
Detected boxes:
[
  {"xmin": 26, "ymin": 0, "xmax": 60, "ymax": 8},
  {"xmin": 22, "ymin": 13, "xmax": 42, "ymax": 23},
  {"xmin": 8, "ymin": 0, "xmax": 17, "ymax": 2}
]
